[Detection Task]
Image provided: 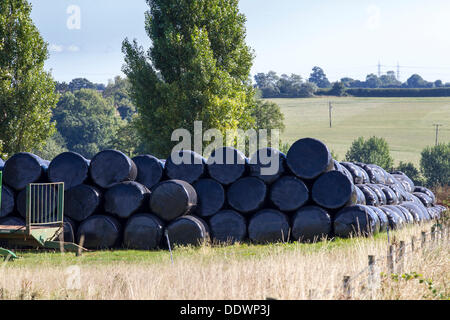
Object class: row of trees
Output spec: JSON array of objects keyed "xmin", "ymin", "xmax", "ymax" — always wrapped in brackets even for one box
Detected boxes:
[
  {"xmin": 255, "ymin": 68, "xmax": 450, "ymax": 98},
  {"xmin": 343, "ymin": 136, "xmax": 449, "ymax": 188}
]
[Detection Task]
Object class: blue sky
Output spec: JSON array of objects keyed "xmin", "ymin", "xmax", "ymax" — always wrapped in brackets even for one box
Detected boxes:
[{"xmin": 30, "ymin": 0, "xmax": 450, "ymax": 84}]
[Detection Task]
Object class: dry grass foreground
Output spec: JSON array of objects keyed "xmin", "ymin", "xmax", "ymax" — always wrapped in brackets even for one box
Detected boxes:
[{"xmin": 0, "ymin": 220, "xmax": 449, "ymax": 300}]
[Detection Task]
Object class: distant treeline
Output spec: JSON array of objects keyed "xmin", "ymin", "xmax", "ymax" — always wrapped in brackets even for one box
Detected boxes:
[{"xmin": 255, "ymin": 67, "xmax": 450, "ymax": 98}]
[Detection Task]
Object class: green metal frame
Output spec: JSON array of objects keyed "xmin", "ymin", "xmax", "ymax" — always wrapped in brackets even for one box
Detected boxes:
[{"xmin": 0, "ymin": 177, "xmax": 86, "ymax": 259}]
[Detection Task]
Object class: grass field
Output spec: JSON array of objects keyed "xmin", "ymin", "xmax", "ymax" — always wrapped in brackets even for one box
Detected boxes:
[
  {"xmin": 271, "ymin": 97, "xmax": 450, "ymax": 166},
  {"xmin": 1, "ymin": 220, "xmax": 448, "ymax": 300}
]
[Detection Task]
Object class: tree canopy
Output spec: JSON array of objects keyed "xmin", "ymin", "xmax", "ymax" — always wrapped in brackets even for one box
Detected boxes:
[
  {"xmin": 420, "ymin": 143, "xmax": 449, "ymax": 187},
  {"xmin": 345, "ymin": 136, "xmax": 394, "ymax": 170},
  {"xmin": 0, "ymin": 0, "xmax": 59, "ymax": 158}
]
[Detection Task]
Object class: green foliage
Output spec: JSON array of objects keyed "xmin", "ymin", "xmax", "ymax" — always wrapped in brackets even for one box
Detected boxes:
[
  {"xmin": 345, "ymin": 136, "xmax": 394, "ymax": 170},
  {"xmin": 308, "ymin": 66, "xmax": 330, "ymax": 88},
  {"xmin": 250, "ymin": 100, "xmax": 285, "ymax": 132},
  {"xmin": 420, "ymin": 143, "xmax": 450, "ymax": 187},
  {"xmin": 110, "ymin": 115, "xmax": 145, "ymax": 158},
  {"xmin": 33, "ymin": 131, "xmax": 68, "ymax": 161},
  {"xmin": 0, "ymin": 0, "xmax": 59, "ymax": 159},
  {"xmin": 254, "ymin": 71, "xmax": 317, "ymax": 98},
  {"xmin": 52, "ymin": 89, "xmax": 124, "ymax": 158},
  {"xmin": 344, "ymin": 88, "xmax": 450, "ymax": 97},
  {"xmin": 103, "ymin": 76, "xmax": 136, "ymax": 121},
  {"xmin": 395, "ymin": 161, "xmax": 425, "ymax": 186},
  {"xmin": 330, "ymin": 150, "xmax": 339, "ymax": 161},
  {"xmin": 329, "ymin": 81, "xmax": 347, "ymax": 97},
  {"xmin": 122, "ymin": 0, "xmax": 256, "ymax": 157}
]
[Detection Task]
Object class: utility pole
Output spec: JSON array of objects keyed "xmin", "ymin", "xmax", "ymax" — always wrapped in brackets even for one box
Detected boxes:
[
  {"xmin": 378, "ymin": 61, "xmax": 381, "ymax": 77},
  {"xmin": 329, "ymin": 102, "xmax": 333, "ymax": 128},
  {"xmin": 433, "ymin": 124, "xmax": 442, "ymax": 146},
  {"xmin": 396, "ymin": 62, "xmax": 400, "ymax": 81}
]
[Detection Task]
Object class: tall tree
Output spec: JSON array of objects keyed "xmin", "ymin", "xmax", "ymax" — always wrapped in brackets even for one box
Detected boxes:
[
  {"xmin": 309, "ymin": 66, "xmax": 330, "ymax": 88},
  {"xmin": 0, "ymin": 0, "xmax": 59, "ymax": 158},
  {"xmin": 52, "ymin": 89, "xmax": 124, "ymax": 158},
  {"xmin": 103, "ymin": 76, "xmax": 136, "ymax": 121},
  {"xmin": 122, "ymin": 0, "xmax": 259, "ymax": 157},
  {"xmin": 420, "ymin": 143, "xmax": 449, "ymax": 187},
  {"xmin": 345, "ymin": 136, "xmax": 394, "ymax": 170}
]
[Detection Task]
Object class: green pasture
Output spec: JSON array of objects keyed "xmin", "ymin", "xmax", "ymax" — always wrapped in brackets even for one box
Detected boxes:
[{"xmin": 271, "ymin": 97, "xmax": 450, "ymax": 166}]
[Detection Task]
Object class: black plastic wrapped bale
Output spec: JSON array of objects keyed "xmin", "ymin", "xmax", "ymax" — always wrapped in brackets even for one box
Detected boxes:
[
  {"xmin": 291, "ymin": 206, "xmax": 331, "ymax": 242},
  {"xmin": 132, "ymin": 155, "xmax": 164, "ymax": 189},
  {"xmin": 400, "ymin": 202, "xmax": 424, "ymax": 222},
  {"xmin": 379, "ymin": 206, "xmax": 404, "ymax": 229},
  {"xmin": 65, "ymin": 184, "xmax": 102, "ymax": 222},
  {"xmin": 208, "ymin": 210, "xmax": 247, "ymax": 243},
  {"xmin": 227, "ymin": 177, "xmax": 267, "ymax": 214},
  {"xmin": 286, "ymin": 138, "xmax": 334, "ymax": 180},
  {"xmin": 414, "ymin": 187, "xmax": 436, "ymax": 204},
  {"xmin": 0, "ymin": 216, "xmax": 25, "ymax": 226},
  {"xmin": 164, "ymin": 150, "xmax": 206, "ymax": 184},
  {"xmin": 379, "ymin": 185, "xmax": 399, "ymax": 205},
  {"xmin": 104, "ymin": 181, "xmax": 150, "ymax": 219},
  {"xmin": 123, "ymin": 213, "xmax": 164, "ymax": 250},
  {"xmin": 312, "ymin": 171, "xmax": 357, "ymax": 209},
  {"xmin": 352, "ymin": 163, "xmax": 370, "ymax": 184},
  {"xmin": 269, "ymin": 176, "xmax": 309, "ymax": 212},
  {"xmin": 3, "ymin": 152, "xmax": 48, "ymax": 191},
  {"xmin": 412, "ymin": 192, "xmax": 433, "ymax": 208},
  {"xmin": 89, "ymin": 149, "xmax": 137, "ymax": 188},
  {"xmin": 361, "ymin": 164, "xmax": 385, "ymax": 184},
  {"xmin": 77, "ymin": 215, "xmax": 121, "ymax": 249},
  {"xmin": 388, "ymin": 184, "xmax": 406, "ymax": 202},
  {"xmin": 47, "ymin": 152, "xmax": 90, "ymax": 190},
  {"xmin": 340, "ymin": 162, "xmax": 364, "ymax": 184},
  {"xmin": 193, "ymin": 179, "xmax": 225, "ymax": 217},
  {"xmin": 206, "ymin": 147, "xmax": 247, "ymax": 185},
  {"xmin": 63, "ymin": 216, "xmax": 77, "ymax": 243},
  {"xmin": 365, "ymin": 206, "xmax": 381, "ymax": 233},
  {"xmin": 395, "ymin": 205, "xmax": 415, "ymax": 224},
  {"xmin": 249, "ymin": 148, "xmax": 286, "ymax": 184},
  {"xmin": 356, "ymin": 185, "xmax": 379, "ymax": 206},
  {"xmin": 366, "ymin": 184, "xmax": 387, "ymax": 206},
  {"xmin": 367, "ymin": 206, "xmax": 389, "ymax": 232},
  {"xmin": 410, "ymin": 196, "xmax": 432, "ymax": 221},
  {"xmin": 391, "ymin": 173, "xmax": 414, "ymax": 193},
  {"xmin": 334, "ymin": 205, "xmax": 380, "ymax": 237},
  {"xmin": 248, "ymin": 209, "xmax": 290, "ymax": 243},
  {"xmin": 334, "ymin": 160, "xmax": 353, "ymax": 183},
  {"xmin": 0, "ymin": 185, "xmax": 15, "ymax": 218},
  {"xmin": 16, "ymin": 186, "xmax": 58, "ymax": 219},
  {"xmin": 166, "ymin": 215, "xmax": 209, "ymax": 247},
  {"xmin": 355, "ymin": 186, "xmax": 366, "ymax": 205},
  {"xmin": 149, "ymin": 180, "xmax": 197, "ymax": 221}
]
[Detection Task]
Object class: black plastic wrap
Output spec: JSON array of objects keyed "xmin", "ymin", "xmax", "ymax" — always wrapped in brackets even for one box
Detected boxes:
[
  {"xmin": 367, "ymin": 184, "xmax": 387, "ymax": 205},
  {"xmin": 227, "ymin": 177, "xmax": 267, "ymax": 214},
  {"xmin": 47, "ymin": 152, "xmax": 90, "ymax": 190},
  {"xmin": 286, "ymin": 138, "xmax": 334, "ymax": 180},
  {"xmin": 16, "ymin": 186, "xmax": 58, "ymax": 219},
  {"xmin": 149, "ymin": 180, "xmax": 197, "ymax": 221},
  {"xmin": 413, "ymin": 192, "xmax": 433, "ymax": 208},
  {"xmin": 334, "ymin": 160, "xmax": 353, "ymax": 183},
  {"xmin": 0, "ymin": 216, "xmax": 25, "ymax": 226},
  {"xmin": 164, "ymin": 150, "xmax": 206, "ymax": 184},
  {"xmin": 391, "ymin": 173, "xmax": 414, "ymax": 193},
  {"xmin": 356, "ymin": 185, "xmax": 379, "ymax": 206},
  {"xmin": 77, "ymin": 214, "xmax": 122, "ymax": 249},
  {"xmin": 193, "ymin": 178, "xmax": 225, "ymax": 217},
  {"xmin": 123, "ymin": 213, "xmax": 164, "ymax": 250},
  {"xmin": 399, "ymin": 202, "xmax": 424, "ymax": 222},
  {"xmin": 132, "ymin": 155, "xmax": 164, "ymax": 189},
  {"xmin": 63, "ymin": 216, "xmax": 77, "ymax": 243},
  {"xmin": 379, "ymin": 206, "xmax": 404, "ymax": 229},
  {"xmin": 89, "ymin": 149, "xmax": 137, "ymax": 188},
  {"xmin": 0, "ymin": 185, "xmax": 15, "ymax": 218},
  {"xmin": 340, "ymin": 162, "xmax": 364, "ymax": 184},
  {"xmin": 312, "ymin": 171, "xmax": 357, "ymax": 209},
  {"xmin": 208, "ymin": 210, "xmax": 247, "ymax": 243},
  {"xmin": 3, "ymin": 152, "xmax": 48, "ymax": 190},
  {"xmin": 269, "ymin": 175, "xmax": 309, "ymax": 212},
  {"xmin": 355, "ymin": 186, "xmax": 366, "ymax": 205},
  {"xmin": 105, "ymin": 181, "xmax": 150, "ymax": 219},
  {"xmin": 249, "ymin": 148, "xmax": 286, "ymax": 184},
  {"xmin": 248, "ymin": 209, "xmax": 290, "ymax": 243},
  {"xmin": 413, "ymin": 187, "xmax": 436, "ymax": 204},
  {"xmin": 394, "ymin": 205, "xmax": 415, "ymax": 224},
  {"xmin": 352, "ymin": 163, "xmax": 371, "ymax": 184},
  {"xmin": 291, "ymin": 206, "xmax": 331, "ymax": 242},
  {"xmin": 65, "ymin": 184, "xmax": 102, "ymax": 222},
  {"xmin": 379, "ymin": 185, "xmax": 399, "ymax": 205},
  {"xmin": 334, "ymin": 205, "xmax": 380, "ymax": 237},
  {"xmin": 206, "ymin": 147, "xmax": 248, "ymax": 185},
  {"xmin": 367, "ymin": 206, "xmax": 389, "ymax": 232},
  {"xmin": 166, "ymin": 215, "xmax": 209, "ymax": 247}
]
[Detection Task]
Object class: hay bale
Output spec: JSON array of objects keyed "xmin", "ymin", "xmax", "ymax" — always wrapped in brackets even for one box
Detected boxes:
[
  {"xmin": 65, "ymin": 184, "xmax": 102, "ymax": 222},
  {"xmin": 123, "ymin": 213, "xmax": 164, "ymax": 250},
  {"xmin": 3, "ymin": 153, "xmax": 48, "ymax": 190},
  {"xmin": 248, "ymin": 209, "xmax": 290, "ymax": 243},
  {"xmin": 227, "ymin": 177, "xmax": 267, "ymax": 214},
  {"xmin": 206, "ymin": 147, "xmax": 247, "ymax": 185},
  {"xmin": 48, "ymin": 152, "xmax": 90, "ymax": 190},
  {"xmin": 104, "ymin": 181, "xmax": 150, "ymax": 219},
  {"xmin": 249, "ymin": 148, "xmax": 286, "ymax": 184},
  {"xmin": 132, "ymin": 155, "xmax": 164, "ymax": 189},
  {"xmin": 291, "ymin": 206, "xmax": 331, "ymax": 242},
  {"xmin": 208, "ymin": 210, "xmax": 247, "ymax": 243},
  {"xmin": 269, "ymin": 175, "xmax": 309, "ymax": 212},
  {"xmin": 312, "ymin": 171, "xmax": 357, "ymax": 209},
  {"xmin": 192, "ymin": 178, "xmax": 225, "ymax": 217},
  {"xmin": 77, "ymin": 215, "xmax": 121, "ymax": 249},
  {"xmin": 166, "ymin": 215, "xmax": 209, "ymax": 247},
  {"xmin": 164, "ymin": 150, "xmax": 206, "ymax": 184}
]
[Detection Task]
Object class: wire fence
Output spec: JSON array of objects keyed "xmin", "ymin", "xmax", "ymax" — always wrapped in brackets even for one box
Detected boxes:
[{"xmin": 340, "ymin": 220, "xmax": 449, "ymax": 299}]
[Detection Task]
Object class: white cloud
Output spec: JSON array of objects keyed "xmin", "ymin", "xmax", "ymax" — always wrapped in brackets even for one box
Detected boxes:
[
  {"xmin": 49, "ymin": 44, "xmax": 64, "ymax": 53},
  {"xmin": 366, "ymin": 5, "xmax": 381, "ymax": 30},
  {"xmin": 67, "ymin": 45, "xmax": 80, "ymax": 52}
]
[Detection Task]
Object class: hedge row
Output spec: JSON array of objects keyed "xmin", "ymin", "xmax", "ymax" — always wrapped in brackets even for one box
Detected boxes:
[{"xmin": 316, "ymin": 87, "xmax": 450, "ymax": 97}]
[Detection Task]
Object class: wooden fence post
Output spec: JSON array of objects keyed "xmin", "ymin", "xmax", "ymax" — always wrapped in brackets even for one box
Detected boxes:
[
  {"xmin": 368, "ymin": 255, "xmax": 378, "ymax": 292},
  {"xmin": 397, "ymin": 241, "xmax": 405, "ymax": 273},
  {"xmin": 343, "ymin": 276, "xmax": 351, "ymax": 299},
  {"xmin": 411, "ymin": 236, "xmax": 415, "ymax": 252},
  {"xmin": 421, "ymin": 232, "xmax": 426, "ymax": 249},
  {"xmin": 387, "ymin": 245, "xmax": 395, "ymax": 274}
]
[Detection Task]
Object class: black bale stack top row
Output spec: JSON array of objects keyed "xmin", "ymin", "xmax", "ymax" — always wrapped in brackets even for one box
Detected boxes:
[{"xmin": 0, "ymin": 138, "xmax": 446, "ymax": 250}]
